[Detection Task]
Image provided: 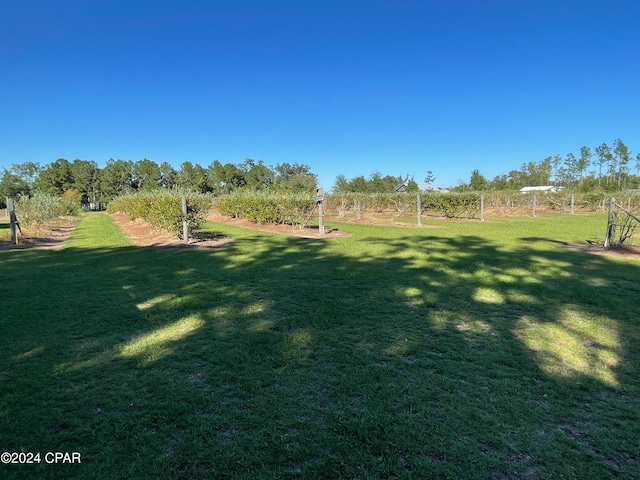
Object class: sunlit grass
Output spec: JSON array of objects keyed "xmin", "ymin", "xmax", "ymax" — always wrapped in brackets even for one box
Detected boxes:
[
  {"xmin": 1, "ymin": 212, "xmax": 639, "ymax": 479},
  {"xmin": 516, "ymin": 310, "xmax": 621, "ymax": 388},
  {"xmin": 119, "ymin": 315, "xmax": 205, "ymax": 364}
]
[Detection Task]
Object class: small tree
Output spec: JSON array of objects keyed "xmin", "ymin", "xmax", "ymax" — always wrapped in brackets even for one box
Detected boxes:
[
  {"xmin": 424, "ymin": 171, "xmax": 436, "ymax": 185},
  {"xmin": 469, "ymin": 169, "xmax": 488, "ymax": 190},
  {"xmin": 405, "ymin": 179, "xmax": 419, "ymax": 193}
]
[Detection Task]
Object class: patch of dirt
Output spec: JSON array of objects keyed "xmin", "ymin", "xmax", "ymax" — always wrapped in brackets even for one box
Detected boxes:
[
  {"xmin": 109, "ymin": 212, "xmax": 232, "ymax": 249},
  {"xmin": 563, "ymin": 242, "xmax": 640, "ymax": 258},
  {"xmin": 326, "ymin": 212, "xmax": 449, "ymax": 227},
  {"xmin": 206, "ymin": 212, "xmax": 352, "ymax": 238},
  {"xmin": 0, "ymin": 218, "xmax": 76, "ymax": 251}
]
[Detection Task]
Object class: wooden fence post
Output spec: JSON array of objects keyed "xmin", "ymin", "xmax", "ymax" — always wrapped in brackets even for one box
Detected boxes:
[
  {"xmin": 571, "ymin": 194, "xmax": 575, "ymax": 215},
  {"xmin": 316, "ymin": 188, "xmax": 325, "ymax": 235},
  {"xmin": 416, "ymin": 194, "xmax": 422, "ymax": 226},
  {"xmin": 182, "ymin": 195, "xmax": 189, "ymax": 244},
  {"xmin": 604, "ymin": 197, "xmax": 615, "ymax": 248},
  {"xmin": 532, "ymin": 194, "xmax": 537, "ymax": 217},
  {"xmin": 9, "ymin": 198, "xmax": 18, "ymax": 245}
]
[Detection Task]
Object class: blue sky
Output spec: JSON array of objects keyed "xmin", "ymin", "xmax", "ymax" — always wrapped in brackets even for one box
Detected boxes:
[{"xmin": 1, "ymin": 0, "xmax": 639, "ymax": 189}]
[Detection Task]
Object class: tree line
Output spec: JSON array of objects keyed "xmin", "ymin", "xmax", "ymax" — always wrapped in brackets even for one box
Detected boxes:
[
  {"xmin": 332, "ymin": 139, "xmax": 640, "ymax": 195},
  {"xmin": 461, "ymin": 138, "xmax": 640, "ymax": 192},
  {"xmin": 331, "ymin": 170, "xmax": 438, "ymax": 194},
  {"xmin": 3, "ymin": 138, "xmax": 638, "ymax": 209},
  {"xmin": 0, "ymin": 158, "xmax": 317, "ymax": 208}
]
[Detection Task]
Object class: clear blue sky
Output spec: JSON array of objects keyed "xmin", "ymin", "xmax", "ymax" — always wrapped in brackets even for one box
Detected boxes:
[{"xmin": 1, "ymin": 0, "xmax": 639, "ymax": 189}]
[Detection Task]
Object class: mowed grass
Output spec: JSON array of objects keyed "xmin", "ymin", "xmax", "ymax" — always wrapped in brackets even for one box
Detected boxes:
[{"xmin": 1, "ymin": 212, "xmax": 639, "ymax": 479}]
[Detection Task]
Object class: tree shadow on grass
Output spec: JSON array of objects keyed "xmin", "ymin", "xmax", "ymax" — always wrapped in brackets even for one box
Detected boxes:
[{"xmin": 1, "ymin": 222, "xmax": 639, "ymax": 479}]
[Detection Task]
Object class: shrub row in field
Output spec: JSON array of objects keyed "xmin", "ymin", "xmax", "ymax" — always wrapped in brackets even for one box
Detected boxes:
[
  {"xmin": 213, "ymin": 191, "xmax": 640, "ymax": 224},
  {"xmin": 324, "ymin": 192, "xmax": 482, "ymax": 218},
  {"xmin": 215, "ymin": 191, "xmax": 316, "ymax": 225},
  {"xmin": 323, "ymin": 193, "xmax": 411, "ymax": 216},
  {"xmin": 16, "ymin": 192, "xmax": 80, "ymax": 228},
  {"xmin": 214, "ymin": 191, "xmax": 483, "ymax": 222},
  {"xmin": 107, "ymin": 191, "xmax": 213, "ymax": 238},
  {"xmin": 483, "ymin": 191, "xmax": 640, "ymax": 213}
]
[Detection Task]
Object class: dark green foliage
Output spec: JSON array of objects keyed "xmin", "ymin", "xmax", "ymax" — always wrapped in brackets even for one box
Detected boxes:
[
  {"xmin": 101, "ymin": 159, "xmax": 135, "ymax": 198},
  {"xmin": 332, "ymin": 171, "xmax": 403, "ymax": 193},
  {"xmin": 405, "ymin": 179, "xmax": 419, "ymax": 193},
  {"xmin": 34, "ymin": 158, "xmax": 74, "ymax": 195},
  {"xmin": 469, "ymin": 169, "xmax": 488, "ymax": 190},
  {"xmin": 272, "ymin": 162, "xmax": 317, "ymax": 193},
  {"xmin": 70, "ymin": 159, "xmax": 101, "ymax": 203},
  {"xmin": 132, "ymin": 158, "xmax": 162, "ymax": 191},
  {"xmin": 0, "ymin": 169, "xmax": 31, "ymax": 207},
  {"xmin": 421, "ymin": 192, "xmax": 482, "ymax": 218}
]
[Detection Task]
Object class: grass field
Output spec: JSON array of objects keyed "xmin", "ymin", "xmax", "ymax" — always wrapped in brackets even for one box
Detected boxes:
[{"xmin": 1, "ymin": 212, "xmax": 639, "ymax": 479}]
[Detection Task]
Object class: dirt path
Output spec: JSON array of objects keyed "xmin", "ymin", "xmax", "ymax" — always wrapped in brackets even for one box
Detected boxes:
[
  {"xmin": 206, "ymin": 212, "xmax": 351, "ymax": 238},
  {"xmin": 109, "ymin": 212, "xmax": 232, "ymax": 249},
  {"xmin": 0, "ymin": 219, "xmax": 76, "ymax": 251}
]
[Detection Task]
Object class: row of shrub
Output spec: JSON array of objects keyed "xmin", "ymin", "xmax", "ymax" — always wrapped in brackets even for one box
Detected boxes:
[
  {"xmin": 213, "ymin": 191, "xmax": 640, "ymax": 224},
  {"xmin": 214, "ymin": 191, "xmax": 483, "ymax": 222},
  {"xmin": 215, "ymin": 191, "xmax": 317, "ymax": 225},
  {"xmin": 15, "ymin": 191, "xmax": 81, "ymax": 228},
  {"xmin": 107, "ymin": 190, "xmax": 213, "ymax": 238},
  {"xmin": 325, "ymin": 191, "xmax": 640, "ymax": 217},
  {"xmin": 325, "ymin": 192, "xmax": 484, "ymax": 218},
  {"xmin": 482, "ymin": 191, "xmax": 640, "ymax": 212}
]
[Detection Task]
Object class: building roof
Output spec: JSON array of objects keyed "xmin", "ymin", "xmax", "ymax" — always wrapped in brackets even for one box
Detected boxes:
[{"xmin": 519, "ymin": 186, "xmax": 560, "ymax": 193}]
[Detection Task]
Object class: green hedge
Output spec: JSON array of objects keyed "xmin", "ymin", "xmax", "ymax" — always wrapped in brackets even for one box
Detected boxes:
[
  {"xmin": 212, "ymin": 191, "xmax": 640, "ymax": 225},
  {"xmin": 214, "ymin": 192, "xmax": 483, "ymax": 221},
  {"xmin": 323, "ymin": 193, "xmax": 412, "ymax": 217},
  {"xmin": 215, "ymin": 191, "xmax": 316, "ymax": 225},
  {"xmin": 107, "ymin": 191, "xmax": 213, "ymax": 239}
]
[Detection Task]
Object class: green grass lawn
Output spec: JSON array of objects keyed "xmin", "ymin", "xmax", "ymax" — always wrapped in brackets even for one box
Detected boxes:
[{"xmin": 1, "ymin": 212, "xmax": 639, "ymax": 479}]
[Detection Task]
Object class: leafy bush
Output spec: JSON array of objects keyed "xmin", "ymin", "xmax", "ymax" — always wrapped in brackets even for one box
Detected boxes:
[
  {"xmin": 420, "ymin": 192, "xmax": 482, "ymax": 218},
  {"xmin": 60, "ymin": 189, "xmax": 83, "ymax": 215},
  {"xmin": 15, "ymin": 192, "xmax": 80, "ymax": 228},
  {"xmin": 108, "ymin": 191, "xmax": 213, "ymax": 239},
  {"xmin": 323, "ymin": 193, "xmax": 410, "ymax": 216},
  {"xmin": 215, "ymin": 191, "xmax": 316, "ymax": 225},
  {"xmin": 323, "ymin": 192, "xmax": 482, "ymax": 218}
]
